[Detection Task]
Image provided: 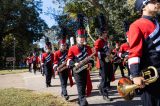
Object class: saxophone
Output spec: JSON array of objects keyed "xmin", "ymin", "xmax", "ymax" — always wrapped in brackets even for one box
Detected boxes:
[
  {"xmin": 104, "ymin": 48, "xmax": 113, "ymax": 62},
  {"xmin": 73, "ymin": 51, "xmax": 96, "ymax": 73},
  {"xmin": 57, "ymin": 61, "xmax": 68, "ymax": 72}
]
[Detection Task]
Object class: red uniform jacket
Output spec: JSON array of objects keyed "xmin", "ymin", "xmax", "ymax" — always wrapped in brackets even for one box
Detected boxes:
[
  {"xmin": 67, "ymin": 45, "xmax": 92, "ymax": 65},
  {"xmin": 112, "ymin": 48, "xmax": 121, "ymax": 63},
  {"xmin": 128, "ymin": 17, "xmax": 160, "ymax": 77},
  {"xmin": 118, "ymin": 42, "xmax": 129, "ymax": 58},
  {"xmin": 27, "ymin": 57, "xmax": 32, "ymax": 64},
  {"xmin": 53, "ymin": 50, "xmax": 67, "ymax": 68},
  {"xmin": 54, "ymin": 50, "xmax": 74, "ymax": 87},
  {"xmin": 32, "ymin": 56, "xmax": 40, "ymax": 64},
  {"xmin": 67, "ymin": 44, "xmax": 93, "ymax": 96},
  {"xmin": 42, "ymin": 52, "xmax": 54, "ymax": 67},
  {"xmin": 94, "ymin": 38, "xmax": 109, "ymax": 69}
]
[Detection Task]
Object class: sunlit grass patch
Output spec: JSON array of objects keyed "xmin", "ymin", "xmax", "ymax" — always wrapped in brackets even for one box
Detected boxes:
[
  {"xmin": 0, "ymin": 88, "xmax": 71, "ymax": 106},
  {"xmin": 0, "ymin": 69, "xmax": 28, "ymax": 75}
]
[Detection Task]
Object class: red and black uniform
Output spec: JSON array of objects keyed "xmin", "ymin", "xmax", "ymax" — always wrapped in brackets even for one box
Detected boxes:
[
  {"xmin": 39, "ymin": 52, "xmax": 45, "ymax": 76},
  {"xmin": 67, "ymin": 45, "xmax": 93, "ymax": 104},
  {"xmin": 128, "ymin": 16, "xmax": 160, "ymax": 106},
  {"xmin": 42, "ymin": 52, "xmax": 54, "ymax": 86},
  {"xmin": 27, "ymin": 56, "xmax": 32, "ymax": 72},
  {"xmin": 32, "ymin": 54, "xmax": 40, "ymax": 74},
  {"xmin": 118, "ymin": 42, "xmax": 130, "ymax": 76},
  {"xmin": 94, "ymin": 38, "xmax": 112, "ymax": 97},
  {"xmin": 112, "ymin": 47, "xmax": 124, "ymax": 77},
  {"xmin": 54, "ymin": 50, "xmax": 73, "ymax": 98},
  {"xmin": 119, "ymin": 42, "xmax": 129, "ymax": 58}
]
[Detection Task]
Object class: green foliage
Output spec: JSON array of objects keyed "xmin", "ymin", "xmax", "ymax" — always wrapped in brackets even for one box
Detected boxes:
[
  {"xmin": 0, "ymin": 0, "xmax": 48, "ymax": 68},
  {"xmin": 54, "ymin": 0, "xmax": 140, "ymax": 44},
  {"xmin": 0, "ymin": 0, "xmax": 47, "ymax": 42}
]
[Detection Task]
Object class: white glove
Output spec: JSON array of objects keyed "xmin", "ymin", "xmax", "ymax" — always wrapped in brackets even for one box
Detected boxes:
[{"xmin": 74, "ymin": 63, "xmax": 79, "ymax": 67}]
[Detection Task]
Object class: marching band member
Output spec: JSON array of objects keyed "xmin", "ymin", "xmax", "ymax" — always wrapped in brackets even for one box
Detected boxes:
[
  {"xmin": 118, "ymin": 34, "xmax": 130, "ymax": 77},
  {"xmin": 27, "ymin": 53, "xmax": 33, "ymax": 72},
  {"xmin": 94, "ymin": 13, "xmax": 112, "ymax": 101},
  {"xmin": 112, "ymin": 42, "xmax": 125, "ymax": 77},
  {"xmin": 40, "ymin": 48, "xmax": 45, "ymax": 76},
  {"xmin": 67, "ymin": 13, "xmax": 93, "ymax": 106},
  {"xmin": 32, "ymin": 51, "xmax": 40, "ymax": 74},
  {"xmin": 42, "ymin": 38, "xmax": 54, "ymax": 87},
  {"xmin": 53, "ymin": 33, "xmax": 73, "ymax": 101},
  {"xmin": 128, "ymin": 0, "xmax": 160, "ymax": 105}
]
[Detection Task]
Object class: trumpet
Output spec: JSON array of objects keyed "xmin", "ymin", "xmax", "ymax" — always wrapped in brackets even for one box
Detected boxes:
[{"xmin": 117, "ymin": 66, "xmax": 159, "ymax": 100}]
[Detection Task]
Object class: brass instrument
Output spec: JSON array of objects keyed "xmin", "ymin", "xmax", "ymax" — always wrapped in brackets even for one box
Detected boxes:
[
  {"xmin": 113, "ymin": 56, "xmax": 122, "ymax": 64},
  {"xmin": 56, "ymin": 61, "xmax": 68, "ymax": 72},
  {"xmin": 117, "ymin": 66, "xmax": 159, "ymax": 100},
  {"xmin": 123, "ymin": 56, "xmax": 128, "ymax": 63},
  {"xmin": 105, "ymin": 47, "xmax": 114, "ymax": 62},
  {"xmin": 112, "ymin": 48, "xmax": 122, "ymax": 63},
  {"xmin": 73, "ymin": 51, "xmax": 96, "ymax": 73}
]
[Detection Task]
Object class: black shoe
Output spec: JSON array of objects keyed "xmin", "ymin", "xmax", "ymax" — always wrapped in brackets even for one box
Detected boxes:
[
  {"xmin": 103, "ymin": 96, "xmax": 112, "ymax": 101},
  {"xmin": 61, "ymin": 94, "xmax": 69, "ymax": 101},
  {"xmin": 46, "ymin": 84, "xmax": 53, "ymax": 87},
  {"xmin": 80, "ymin": 100, "xmax": 88, "ymax": 106},
  {"xmin": 48, "ymin": 84, "xmax": 53, "ymax": 87},
  {"xmin": 64, "ymin": 95, "xmax": 69, "ymax": 101},
  {"xmin": 46, "ymin": 84, "xmax": 49, "ymax": 87},
  {"xmin": 77, "ymin": 100, "xmax": 80, "ymax": 104}
]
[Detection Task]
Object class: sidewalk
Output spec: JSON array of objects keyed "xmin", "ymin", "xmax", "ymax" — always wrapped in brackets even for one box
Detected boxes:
[{"xmin": 0, "ymin": 71, "xmax": 142, "ymax": 106}]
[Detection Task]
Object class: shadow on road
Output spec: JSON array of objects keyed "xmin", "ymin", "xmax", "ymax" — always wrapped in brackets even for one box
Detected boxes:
[
  {"xmin": 89, "ymin": 100, "xmax": 142, "ymax": 106},
  {"xmin": 68, "ymin": 97, "xmax": 79, "ymax": 103},
  {"xmin": 69, "ymin": 94, "xmax": 78, "ymax": 97},
  {"xmin": 91, "ymin": 79, "xmax": 100, "ymax": 83}
]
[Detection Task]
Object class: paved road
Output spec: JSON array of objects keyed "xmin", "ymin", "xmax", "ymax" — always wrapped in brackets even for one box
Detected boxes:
[{"xmin": 0, "ymin": 71, "xmax": 142, "ymax": 106}]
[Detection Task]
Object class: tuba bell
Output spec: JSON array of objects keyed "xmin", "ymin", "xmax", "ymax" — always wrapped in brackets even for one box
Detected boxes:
[{"xmin": 117, "ymin": 66, "xmax": 159, "ymax": 100}]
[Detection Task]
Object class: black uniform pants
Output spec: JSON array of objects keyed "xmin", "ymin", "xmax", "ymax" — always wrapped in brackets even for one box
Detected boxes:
[
  {"xmin": 59, "ymin": 69, "xmax": 69, "ymax": 96},
  {"xmin": 113, "ymin": 62, "xmax": 124, "ymax": 77},
  {"xmin": 44, "ymin": 65, "xmax": 52, "ymax": 85},
  {"xmin": 99, "ymin": 60, "xmax": 111, "ymax": 97},
  {"xmin": 141, "ymin": 76, "xmax": 160, "ymax": 106},
  {"xmin": 41, "ymin": 64, "xmax": 45, "ymax": 75},
  {"xmin": 29, "ymin": 63, "xmax": 32, "ymax": 72},
  {"xmin": 33, "ymin": 63, "xmax": 37, "ymax": 74},
  {"xmin": 125, "ymin": 63, "xmax": 130, "ymax": 76},
  {"xmin": 74, "ymin": 69, "xmax": 87, "ymax": 104}
]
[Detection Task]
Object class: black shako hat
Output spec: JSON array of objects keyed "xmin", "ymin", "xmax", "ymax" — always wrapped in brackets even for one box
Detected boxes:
[
  {"xmin": 59, "ymin": 27, "xmax": 67, "ymax": 45},
  {"xmin": 135, "ymin": 0, "xmax": 150, "ymax": 11},
  {"xmin": 45, "ymin": 37, "xmax": 52, "ymax": 49},
  {"xmin": 76, "ymin": 13, "xmax": 87, "ymax": 38},
  {"xmin": 94, "ymin": 13, "xmax": 107, "ymax": 36}
]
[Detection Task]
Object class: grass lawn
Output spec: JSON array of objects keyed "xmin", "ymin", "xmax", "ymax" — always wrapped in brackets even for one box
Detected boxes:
[
  {"xmin": 0, "ymin": 88, "xmax": 70, "ymax": 106},
  {"xmin": 0, "ymin": 69, "xmax": 28, "ymax": 75}
]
